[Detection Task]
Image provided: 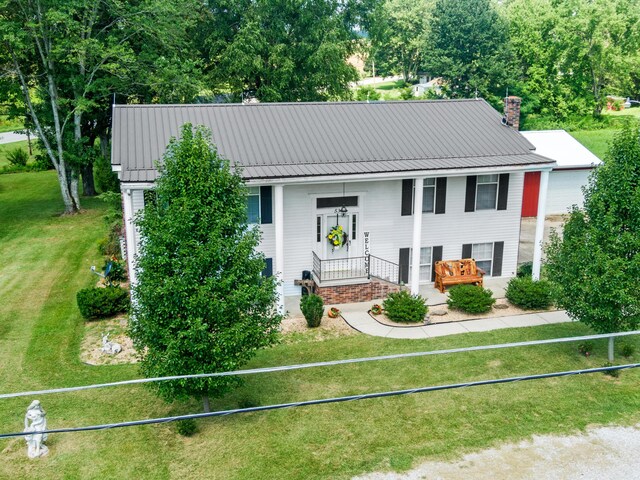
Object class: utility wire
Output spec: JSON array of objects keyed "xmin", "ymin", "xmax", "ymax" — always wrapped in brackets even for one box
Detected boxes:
[
  {"xmin": 1, "ymin": 363, "xmax": 638, "ymax": 440},
  {"xmin": 1, "ymin": 330, "xmax": 638, "ymax": 400}
]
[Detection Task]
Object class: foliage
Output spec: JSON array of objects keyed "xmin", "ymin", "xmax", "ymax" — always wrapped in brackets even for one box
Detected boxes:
[
  {"xmin": 424, "ymin": 0, "xmax": 516, "ymax": 106},
  {"xmin": 103, "ymin": 256, "xmax": 127, "ymax": 284},
  {"xmin": 447, "ymin": 285, "xmax": 495, "ymax": 314},
  {"xmin": 602, "ymin": 362, "xmax": 620, "ymax": 378},
  {"xmin": 6, "ymin": 148, "xmax": 28, "ymax": 166},
  {"xmin": 505, "ymin": 277, "xmax": 553, "ymax": 310},
  {"xmin": 367, "ymin": 0, "xmax": 431, "ymax": 81},
  {"xmin": 370, "ymin": 304, "xmax": 383, "ymax": 315},
  {"xmin": 300, "ymin": 294, "xmax": 324, "ymax": 328},
  {"xmin": 76, "ymin": 286, "xmax": 130, "ymax": 319},
  {"xmin": 355, "ymin": 86, "xmax": 381, "ymax": 102},
  {"xmin": 620, "ymin": 343, "xmax": 635, "ymax": 358},
  {"xmin": 204, "ymin": 0, "xmax": 361, "ymax": 102},
  {"xmin": 132, "ymin": 124, "xmax": 281, "ymax": 407},
  {"xmin": 382, "ymin": 290, "xmax": 428, "ymax": 323},
  {"xmin": 94, "ymin": 154, "xmax": 120, "ymax": 193},
  {"xmin": 578, "ymin": 341, "xmax": 594, "ymax": 357},
  {"xmin": 545, "ymin": 123, "xmax": 640, "ymax": 333},
  {"xmin": 516, "ymin": 262, "xmax": 533, "ymax": 278},
  {"xmin": 176, "ymin": 419, "xmax": 197, "ymax": 437},
  {"xmin": 327, "ymin": 224, "xmax": 347, "ymax": 249}
]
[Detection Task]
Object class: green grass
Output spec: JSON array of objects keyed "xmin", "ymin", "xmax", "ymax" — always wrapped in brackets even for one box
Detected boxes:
[
  {"xmin": 0, "ymin": 140, "xmax": 35, "ymax": 168},
  {"xmin": 1, "ymin": 172, "xmax": 639, "ymax": 479},
  {"xmin": 604, "ymin": 107, "xmax": 640, "ymax": 118},
  {"xmin": 570, "ymin": 129, "xmax": 618, "ymax": 160},
  {"xmin": 0, "ymin": 116, "xmax": 24, "ymax": 133}
]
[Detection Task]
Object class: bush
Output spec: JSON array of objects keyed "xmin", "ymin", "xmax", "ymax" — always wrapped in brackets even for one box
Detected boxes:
[
  {"xmin": 7, "ymin": 148, "xmax": 29, "ymax": 166},
  {"xmin": 176, "ymin": 418, "xmax": 197, "ymax": 437},
  {"xmin": 94, "ymin": 154, "xmax": 120, "ymax": 193},
  {"xmin": 505, "ymin": 277, "xmax": 553, "ymax": 310},
  {"xmin": 103, "ymin": 257, "xmax": 127, "ymax": 283},
  {"xmin": 76, "ymin": 286, "xmax": 130, "ymax": 319},
  {"xmin": 602, "ymin": 362, "xmax": 620, "ymax": 378},
  {"xmin": 516, "ymin": 262, "xmax": 533, "ymax": 278},
  {"xmin": 383, "ymin": 290, "xmax": 428, "ymax": 323},
  {"xmin": 355, "ymin": 86, "xmax": 381, "ymax": 102},
  {"xmin": 620, "ymin": 343, "xmax": 635, "ymax": 358},
  {"xmin": 300, "ymin": 294, "xmax": 323, "ymax": 328},
  {"xmin": 447, "ymin": 285, "xmax": 495, "ymax": 314}
]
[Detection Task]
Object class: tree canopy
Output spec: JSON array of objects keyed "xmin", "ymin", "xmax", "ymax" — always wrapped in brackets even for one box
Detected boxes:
[
  {"xmin": 545, "ymin": 122, "xmax": 640, "ymax": 333},
  {"xmin": 131, "ymin": 124, "xmax": 282, "ymax": 410}
]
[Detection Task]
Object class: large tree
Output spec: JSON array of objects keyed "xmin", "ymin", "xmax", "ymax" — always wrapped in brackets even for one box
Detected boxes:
[
  {"xmin": 423, "ymin": 0, "xmax": 516, "ymax": 105},
  {"xmin": 204, "ymin": 0, "xmax": 360, "ymax": 102},
  {"xmin": 132, "ymin": 124, "xmax": 282, "ymax": 411},
  {"xmin": 0, "ymin": 0, "xmax": 203, "ymax": 213},
  {"xmin": 545, "ymin": 122, "xmax": 640, "ymax": 333}
]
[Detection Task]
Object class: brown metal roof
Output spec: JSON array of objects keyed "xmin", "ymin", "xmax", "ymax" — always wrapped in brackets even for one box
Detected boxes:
[{"xmin": 111, "ymin": 99, "xmax": 554, "ymax": 182}]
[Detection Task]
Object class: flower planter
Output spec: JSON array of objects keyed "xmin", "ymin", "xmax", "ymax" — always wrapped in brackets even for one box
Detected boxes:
[{"xmin": 327, "ymin": 307, "xmax": 341, "ymax": 318}]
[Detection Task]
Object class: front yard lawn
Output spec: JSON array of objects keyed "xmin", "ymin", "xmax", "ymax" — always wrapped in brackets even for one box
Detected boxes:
[{"xmin": 1, "ymin": 171, "xmax": 639, "ymax": 479}]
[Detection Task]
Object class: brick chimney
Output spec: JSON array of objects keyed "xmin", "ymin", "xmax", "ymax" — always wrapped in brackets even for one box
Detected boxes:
[{"xmin": 504, "ymin": 96, "xmax": 522, "ymax": 130}]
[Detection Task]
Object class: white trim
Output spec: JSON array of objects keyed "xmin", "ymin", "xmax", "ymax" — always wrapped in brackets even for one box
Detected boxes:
[
  {"xmin": 411, "ymin": 178, "xmax": 424, "ymax": 294},
  {"xmin": 532, "ymin": 170, "xmax": 550, "ymax": 280},
  {"xmin": 122, "ymin": 189, "xmax": 137, "ymax": 286},
  {"xmin": 112, "ymin": 165, "xmax": 122, "ymax": 172},
  {"xmin": 119, "ymin": 182, "xmax": 155, "ymax": 189},
  {"xmin": 274, "ymin": 185, "xmax": 285, "ymax": 315}
]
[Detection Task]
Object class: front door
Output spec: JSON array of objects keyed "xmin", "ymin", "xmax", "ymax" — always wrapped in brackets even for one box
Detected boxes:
[{"xmin": 316, "ymin": 211, "xmax": 360, "ymax": 259}]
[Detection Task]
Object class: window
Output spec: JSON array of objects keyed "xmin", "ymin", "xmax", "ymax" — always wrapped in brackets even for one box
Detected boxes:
[
  {"xmin": 422, "ymin": 178, "xmax": 436, "ymax": 213},
  {"xmin": 316, "ymin": 196, "xmax": 358, "ymax": 209},
  {"xmin": 351, "ymin": 214, "xmax": 357, "ymax": 240},
  {"xmin": 409, "ymin": 247, "xmax": 433, "ymax": 282},
  {"xmin": 476, "ymin": 174, "xmax": 499, "ymax": 210},
  {"xmin": 472, "ymin": 243, "xmax": 493, "ymax": 276},
  {"xmin": 247, "ymin": 186, "xmax": 260, "ymax": 223},
  {"xmin": 316, "ymin": 216, "xmax": 322, "ymax": 243}
]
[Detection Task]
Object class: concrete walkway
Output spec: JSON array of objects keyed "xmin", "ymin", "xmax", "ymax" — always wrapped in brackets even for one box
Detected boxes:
[
  {"xmin": 341, "ymin": 309, "xmax": 572, "ymax": 339},
  {"xmin": 0, "ymin": 132, "xmax": 29, "ymax": 144}
]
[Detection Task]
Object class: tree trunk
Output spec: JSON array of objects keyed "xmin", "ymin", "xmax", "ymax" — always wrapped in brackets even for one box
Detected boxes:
[
  {"xmin": 202, "ymin": 395, "xmax": 211, "ymax": 413},
  {"xmin": 81, "ymin": 162, "xmax": 97, "ymax": 196}
]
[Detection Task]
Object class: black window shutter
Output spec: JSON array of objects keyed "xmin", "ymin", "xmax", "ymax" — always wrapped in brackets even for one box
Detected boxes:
[
  {"xmin": 464, "ymin": 176, "xmax": 477, "ymax": 212},
  {"xmin": 435, "ymin": 178, "xmax": 447, "ymax": 214},
  {"xmin": 260, "ymin": 186, "xmax": 272, "ymax": 224},
  {"xmin": 497, "ymin": 174, "xmax": 509, "ymax": 211},
  {"xmin": 401, "ymin": 179, "xmax": 414, "ymax": 216},
  {"xmin": 262, "ymin": 258, "xmax": 273, "ymax": 277},
  {"xmin": 492, "ymin": 241, "xmax": 504, "ymax": 277},
  {"xmin": 431, "ymin": 245, "xmax": 443, "ymax": 281},
  {"xmin": 399, "ymin": 248, "xmax": 410, "ymax": 284},
  {"xmin": 462, "ymin": 243, "xmax": 472, "ymax": 259}
]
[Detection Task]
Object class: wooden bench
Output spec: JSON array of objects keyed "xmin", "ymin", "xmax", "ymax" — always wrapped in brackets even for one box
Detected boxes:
[{"xmin": 434, "ymin": 259, "xmax": 485, "ymax": 293}]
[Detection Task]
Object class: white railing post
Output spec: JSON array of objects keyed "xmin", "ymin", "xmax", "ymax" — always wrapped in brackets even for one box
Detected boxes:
[
  {"xmin": 411, "ymin": 178, "xmax": 424, "ymax": 295},
  {"xmin": 532, "ymin": 169, "xmax": 550, "ymax": 281},
  {"xmin": 274, "ymin": 184, "xmax": 285, "ymax": 315}
]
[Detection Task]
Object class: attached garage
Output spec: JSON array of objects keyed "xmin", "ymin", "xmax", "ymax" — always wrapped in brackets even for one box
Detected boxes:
[{"xmin": 520, "ymin": 130, "xmax": 602, "ymax": 216}]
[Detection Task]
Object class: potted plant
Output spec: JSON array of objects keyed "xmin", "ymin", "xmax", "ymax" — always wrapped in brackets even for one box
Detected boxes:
[
  {"xmin": 370, "ymin": 304, "xmax": 383, "ymax": 315},
  {"xmin": 327, "ymin": 307, "xmax": 341, "ymax": 318}
]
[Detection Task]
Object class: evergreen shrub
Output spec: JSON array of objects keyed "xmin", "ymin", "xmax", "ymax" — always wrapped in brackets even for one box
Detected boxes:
[
  {"xmin": 505, "ymin": 277, "xmax": 553, "ymax": 310},
  {"xmin": 447, "ymin": 285, "xmax": 495, "ymax": 314},
  {"xmin": 300, "ymin": 294, "xmax": 323, "ymax": 328},
  {"xmin": 76, "ymin": 286, "xmax": 130, "ymax": 319},
  {"xmin": 383, "ymin": 290, "xmax": 428, "ymax": 323}
]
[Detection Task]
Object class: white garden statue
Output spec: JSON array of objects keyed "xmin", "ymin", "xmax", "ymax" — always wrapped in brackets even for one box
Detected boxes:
[
  {"xmin": 24, "ymin": 400, "xmax": 48, "ymax": 458},
  {"xmin": 101, "ymin": 333, "xmax": 122, "ymax": 355}
]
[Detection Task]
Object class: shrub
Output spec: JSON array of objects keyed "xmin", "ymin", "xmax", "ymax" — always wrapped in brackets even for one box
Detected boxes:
[
  {"xmin": 447, "ymin": 285, "xmax": 495, "ymax": 314},
  {"xmin": 602, "ymin": 362, "xmax": 620, "ymax": 378},
  {"xmin": 383, "ymin": 290, "xmax": 428, "ymax": 323},
  {"xmin": 505, "ymin": 277, "xmax": 553, "ymax": 310},
  {"xmin": 516, "ymin": 262, "xmax": 533, "ymax": 278},
  {"xmin": 95, "ymin": 154, "xmax": 120, "ymax": 193},
  {"xmin": 578, "ymin": 341, "xmax": 594, "ymax": 356},
  {"xmin": 300, "ymin": 294, "xmax": 323, "ymax": 328},
  {"xmin": 76, "ymin": 286, "xmax": 130, "ymax": 319},
  {"xmin": 98, "ymin": 222, "xmax": 122, "ymax": 256},
  {"xmin": 355, "ymin": 86, "xmax": 381, "ymax": 102},
  {"xmin": 176, "ymin": 418, "xmax": 197, "ymax": 437},
  {"xmin": 7, "ymin": 148, "xmax": 29, "ymax": 166},
  {"xmin": 103, "ymin": 257, "xmax": 127, "ymax": 283},
  {"xmin": 620, "ymin": 343, "xmax": 635, "ymax": 358}
]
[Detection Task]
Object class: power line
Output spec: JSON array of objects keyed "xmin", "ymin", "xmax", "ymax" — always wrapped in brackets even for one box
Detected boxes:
[
  {"xmin": 1, "ymin": 330, "xmax": 638, "ymax": 400},
  {"xmin": 1, "ymin": 363, "xmax": 638, "ymax": 440}
]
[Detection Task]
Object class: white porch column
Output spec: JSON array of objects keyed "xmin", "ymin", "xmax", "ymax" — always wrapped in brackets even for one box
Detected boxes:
[
  {"xmin": 532, "ymin": 169, "xmax": 550, "ymax": 280},
  {"xmin": 410, "ymin": 178, "xmax": 424, "ymax": 294},
  {"xmin": 274, "ymin": 184, "xmax": 285, "ymax": 314},
  {"xmin": 122, "ymin": 188, "xmax": 137, "ymax": 286}
]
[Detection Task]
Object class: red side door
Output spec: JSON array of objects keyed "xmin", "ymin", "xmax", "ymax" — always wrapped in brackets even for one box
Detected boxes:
[{"xmin": 521, "ymin": 171, "xmax": 541, "ymax": 217}]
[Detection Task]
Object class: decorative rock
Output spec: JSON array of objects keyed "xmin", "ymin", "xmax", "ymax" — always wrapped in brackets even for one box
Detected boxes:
[
  {"xmin": 24, "ymin": 400, "xmax": 48, "ymax": 459},
  {"xmin": 494, "ymin": 303, "xmax": 509, "ymax": 310},
  {"xmin": 101, "ymin": 333, "xmax": 122, "ymax": 355},
  {"xmin": 430, "ymin": 308, "xmax": 448, "ymax": 316}
]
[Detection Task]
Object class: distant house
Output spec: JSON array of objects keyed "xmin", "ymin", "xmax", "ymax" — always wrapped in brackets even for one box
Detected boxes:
[
  {"xmin": 111, "ymin": 97, "xmax": 554, "ymax": 312},
  {"xmin": 413, "ymin": 77, "xmax": 444, "ymax": 97},
  {"xmin": 519, "ymin": 130, "xmax": 601, "ymax": 216}
]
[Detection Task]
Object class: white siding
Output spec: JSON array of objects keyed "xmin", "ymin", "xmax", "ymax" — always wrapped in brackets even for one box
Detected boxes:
[
  {"xmin": 132, "ymin": 190, "xmax": 145, "ymax": 248},
  {"xmin": 261, "ymin": 173, "xmax": 525, "ymax": 296},
  {"xmin": 546, "ymin": 169, "xmax": 591, "ymax": 214}
]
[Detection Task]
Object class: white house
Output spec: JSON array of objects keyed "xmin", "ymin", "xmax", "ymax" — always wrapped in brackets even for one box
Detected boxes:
[
  {"xmin": 519, "ymin": 130, "xmax": 602, "ymax": 216},
  {"xmin": 413, "ymin": 77, "xmax": 444, "ymax": 97},
  {"xmin": 111, "ymin": 98, "xmax": 555, "ymax": 313}
]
